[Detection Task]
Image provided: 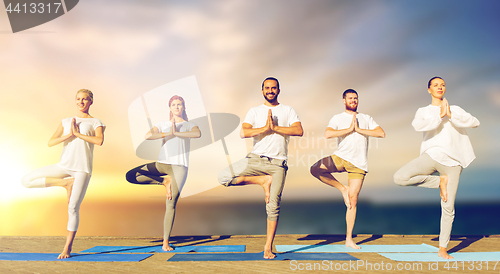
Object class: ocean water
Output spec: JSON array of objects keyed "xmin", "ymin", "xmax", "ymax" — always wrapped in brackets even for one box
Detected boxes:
[{"xmin": 169, "ymin": 201, "xmax": 500, "ymax": 237}]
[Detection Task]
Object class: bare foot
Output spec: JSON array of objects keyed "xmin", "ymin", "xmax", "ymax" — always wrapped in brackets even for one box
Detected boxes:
[
  {"xmin": 439, "ymin": 175, "xmax": 448, "ymax": 202},
  {"xmin": 162, "ymin": 239, "xmax": 173, "ymax": 251},
  {"xmin": 63, "ymin": 178, "xmax": 75, "ymax": 204},
  {"xmin": 345, "ymin": 238, "xmax": 361, "ymax": 249},
  {"xmin": 57, "ymin": 249, "xmax": 71, "ymax": 259},
  {"xmin": 341, "ymin": 186, "xmax": 351, "ymax": 209},
  {"xmin": 263, "ymin": 248, "xmax": 276, "ymax": 259},
  {"xmin": 162, "ymin": 176, "xmax": 172, "ymax": 200},
  {"xmin": 261, "ymin": 175, "xmax": 272, "ymax": 204},
  {"xmin": 438, "ymin": 247, "xmax": 453, "ymax": 259}
]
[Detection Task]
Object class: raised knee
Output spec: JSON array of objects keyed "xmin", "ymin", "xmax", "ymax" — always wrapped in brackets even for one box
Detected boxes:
[
  {"xmin": 393, "ymin": 171, "xmax": 407, "ymax": 185},
  {"xmin": 21, "ymin": 175, "xmax": 31, "ymax": 188},
  {"xmin": 218, "ymin": 169, "xmax": 232, "ymax": 186},
  {"xmin": 125, "ymin": 170, "xmax": 139, "ymax": 184}
]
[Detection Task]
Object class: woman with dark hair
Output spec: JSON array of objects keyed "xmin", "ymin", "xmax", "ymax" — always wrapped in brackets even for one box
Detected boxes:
[
  {"xmin": 22, "ymin": 89, "xmax": 105, "ymax": 259},
  {"xmin": 394, "ymin": 77, "xmax": 479, "ymax": 259},
  {"xmin": 126, "ymin": 95, "xmax": 200, "ymax": 251}
]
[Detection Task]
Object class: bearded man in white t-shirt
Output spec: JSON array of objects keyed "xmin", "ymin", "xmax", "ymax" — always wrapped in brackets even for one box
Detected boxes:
[
  {"xmin": 310, "ymin": 89, "xmax": 385, "ymax": 249},
  {"xmin": 218, "ymin": 77, "xmax": 303, "ymax": 259}
]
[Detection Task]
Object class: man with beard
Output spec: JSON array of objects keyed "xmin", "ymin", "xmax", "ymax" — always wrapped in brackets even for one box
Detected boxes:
[
  {"xmin": 310, "ymin": 89, "xmax": 385, "ymax": 249},
  {"xmin": 218, "ymin": 77, "xmax": 303, "ymax": 259}
]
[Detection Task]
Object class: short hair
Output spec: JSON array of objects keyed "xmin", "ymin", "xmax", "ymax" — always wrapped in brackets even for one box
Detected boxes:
[
  {"xmin": 261, "ymin": 77, "xmax": 280, "ymax": 90},
  {"xmin": 342, "ymin": 89, "xmax": 358, "ymax": 99},
  {"xmin": 428, "ymin": 76, "xmax": 444, "ymax": 88},
  {"xmin": 76, "ymin": 89, "xmax": 93, "ymax": 102}
]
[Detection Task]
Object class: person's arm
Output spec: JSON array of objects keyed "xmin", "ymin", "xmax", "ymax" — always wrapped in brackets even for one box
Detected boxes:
[
  {"xmin": 73, "ymin": 118, "xmax": 105, "ymax": 146},
  {"xmin": 324, "ymin": 114, "xmax": 355, "ymax": 139},
  {"xmin": 173, "ymin": 126, "xmax": 201, "ymax": 138},
  {"xmin": 411, "ymin": 108, "xmax": 442, "ymax": 132},
  {"xmin": 240, "ymin": 109, "xmax": 273, "ymax": 138},
  {"xmin": 354, "ymin": 116, "xmax": 386, "ymax": 138},
  {"xmin": 449, "ymin": 105, "xmax": 480, "ymax": 128},
  {"xmin": 48, "ymin": 122, "xmax": 74, "ymax": 147},
  {"xmin": 272, "ymin": 122, "xmax": 304, "ymax": 137},
  {"xmin": 145, "ymin": 126, "xmax": 173, "ymax": 140},
  {"xmin": 355, "ymin": 125, "xmax": 386, "ymax": 138}
]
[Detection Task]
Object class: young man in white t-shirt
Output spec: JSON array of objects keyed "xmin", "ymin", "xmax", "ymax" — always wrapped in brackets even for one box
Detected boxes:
[
  {"xmin": 218, "ymin": 77, "xmax": 303, "ymax": 259},
  {"xmin": 310, "ymin": 89, "xmax": 385, "ymax": 249}
]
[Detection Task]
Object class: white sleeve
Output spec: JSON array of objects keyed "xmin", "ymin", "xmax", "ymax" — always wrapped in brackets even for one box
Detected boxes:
[
  {"xmin": 411, "ymin": 108, "xmax": 442, "ymax": 132},
  {"xmin": 450, "ymin": 106, "xmax": 480, "ymax": 128},
  {"xmin": 368, "ymin": 115, "xmax": 379, "ymax": 130},
  {"xmin": 288, "ymin": 107, "xmax": 300, "ymax": 125},
  {"xmin": 327, "ymin": 116, "xmax": 338, "ymax": 130},
  {"xmin": 93, "ymin": 119, "xmax": 106, "ymax": 131},
  {"xmin": 243, "ymin": 108, "xmax": 256, "ymax": 126}
]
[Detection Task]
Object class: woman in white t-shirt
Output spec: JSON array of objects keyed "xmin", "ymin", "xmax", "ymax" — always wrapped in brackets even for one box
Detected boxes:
[
  {"xmin": 126, "ymin": 95, "xmax": 200, "ymax": 251},
  {"xmin": 21, "ymin": 89, "xmax": 105, "ymax": 259}
]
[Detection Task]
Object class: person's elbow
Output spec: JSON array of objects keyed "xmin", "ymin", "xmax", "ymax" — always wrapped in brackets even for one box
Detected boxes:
[{"xmin": 296, "ymin": 127, "xmax": 304, "ymax": 137}]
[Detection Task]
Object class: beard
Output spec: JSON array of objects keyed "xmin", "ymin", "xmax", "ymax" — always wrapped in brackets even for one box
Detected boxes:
[
  {"xmin": 264, "ymin": 93, "xmax": 278, "ymax": 104},
  {"xmin": 345, "ymin": 103, "xmax": 358, "ymax": 112}
]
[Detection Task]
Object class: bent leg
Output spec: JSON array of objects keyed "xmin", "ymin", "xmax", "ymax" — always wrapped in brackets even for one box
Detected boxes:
[
  {"xmin": 310, "ymin": 156, "xmax": 350, "ymax": 208},
  {"xmin": 21, "ymin": 164, "xmax": 70, "ymax": 188},
  {"xmin": 393, "ymin": 153, "xmax": 440, "ymax": 188},
  {"xmin": 345, "ymin": 178, "xmax": 363, "ymax": 249},
  {"xmin": 126, "ymin": 162, "xmax": 166, "ymax": 185}
]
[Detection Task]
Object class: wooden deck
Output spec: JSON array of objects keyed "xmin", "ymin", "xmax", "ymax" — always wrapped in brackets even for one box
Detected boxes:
[{"xmin": 1, "ymin": 234, "xmax": 499, "ymax": 273}]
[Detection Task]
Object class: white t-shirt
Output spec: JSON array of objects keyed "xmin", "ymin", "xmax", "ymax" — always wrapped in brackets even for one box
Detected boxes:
[
  {"xmin": 243, "ymin": 104, "xmax": 300, "ymax": 160},
  {"xmin": 59, "ymin": 117, "xmax": 105, "ymax": 174},
  {"xmin": 412, "ymin": 104, "xmax": 479, "ymax": 168},
  {"xmin": 155, "ymin": 121, "xmax": 197, "ymax": 167},
  {"xmin": 328, "ymin": 112, "xmax": 379, "ymax": 172}
]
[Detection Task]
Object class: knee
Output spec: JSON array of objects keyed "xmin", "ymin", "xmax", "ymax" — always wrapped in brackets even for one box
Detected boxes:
[
  {"xmin": 218, "ymin": 169, "xmax": 232, "ymax": 186},
  {"xmin": 349, "ymin": 196, "xmax": 359, "ymax": 208},
  {"xmin": 125, "ymin": 170, "xmax": 138, "ymax": 184},
  {"xmin": 393, "ymin": 170, "xmax": 407, "ymax": 185},
  {"xmin": 21, "ymin": 175, "xmax": 31, "ymax": 188}
]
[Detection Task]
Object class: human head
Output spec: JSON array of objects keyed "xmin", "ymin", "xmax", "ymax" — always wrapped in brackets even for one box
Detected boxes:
[
  {"xmin": 261, "ymin": 77, "xmax": 280, "ymax": 104},
  {"xmin": 169, "ymin": 95, "xmax": 188, "ymax": 121},
  {"xmin": 261, "ymin": 77, "xmax": 280, "ymax": 90},
  {"xmin": 342, "ymin": 89, "xmax": 358, "ymax": 112},
  {"xmin": 428, "ymin": 76, "xmax": 444, "ymax": 88},
  {"xmin": 427, "ymin": 77, "xmax": 446, "ymax": 100},
  {"xmin": 342, "ymin": 89, "xmax": 358, "ymax": 99},
  {"xmin": 76, "ymin": 89, "xmax": 93, "ymax": 103}
]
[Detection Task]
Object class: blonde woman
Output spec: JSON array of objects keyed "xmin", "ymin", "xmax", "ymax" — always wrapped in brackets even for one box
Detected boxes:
[
  {"xmin": 126, "ymin": 95, "xmax": 200, "ymax": 251},
  {"xmin": 22, "ymin": 89, "xmax": 105, "ymax": 259}
]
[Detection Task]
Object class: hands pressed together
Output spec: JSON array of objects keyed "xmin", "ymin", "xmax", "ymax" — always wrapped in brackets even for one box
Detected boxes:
[{"xmin": 440, "ymin": 98, "xmax": 452, "ymax": 119}]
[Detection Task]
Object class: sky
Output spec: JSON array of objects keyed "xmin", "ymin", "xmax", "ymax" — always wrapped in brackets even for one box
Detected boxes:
[{"xmin": 0, "ymin": 0, "xmax": 499, "ymax": 236}]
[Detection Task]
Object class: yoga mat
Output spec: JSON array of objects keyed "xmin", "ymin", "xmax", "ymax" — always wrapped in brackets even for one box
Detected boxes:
[
  {"xmin": 0, "ymin": 252, "xmax": 152, "ymax": 262},
  {"xmin": 276, "ymin": 243, "xmax": 439, "ymax": 253},
  {"xmin": 167, "ymin": 252, "xmax": 358, "ymax": 261},
  {"xmin": 81, "ymin": 245, "xmax": 245, "ymax": 253},
  {"xmin": 379, "ymin": 252, "xmax": 500, "ymax": 262}
]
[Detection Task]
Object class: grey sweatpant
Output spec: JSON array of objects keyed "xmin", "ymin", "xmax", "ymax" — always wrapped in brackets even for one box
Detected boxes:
[
  {"xmin": 218, "ymin": 153, "xmax": 288, "ymax": 221},
  {"xmin": 393, "ymin": 153, "xmax": 462, "ymax": 248},
  {"xmin": 126, "ymin": 162, "xmax": 188, "ymax": 241}
]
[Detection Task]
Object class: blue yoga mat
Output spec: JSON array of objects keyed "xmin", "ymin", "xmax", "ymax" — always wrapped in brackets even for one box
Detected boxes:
[
  {"xmin": 81, "ymin": 245, "xmax": 245, "ymax": 253},
  {"xmin": 379, "ymin": 252, "xmax": 500, "ymax": 262},
  {"xmin": 276, "ymin": 243, "xmax": 438, "ymax": 253},
  {"xmin": 0, "ymin": 252, "xmax": 152, "ymax": 262},
  {"xmin": 168, "ymin": 252, "xmax": 358, "ymax": 261}
]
